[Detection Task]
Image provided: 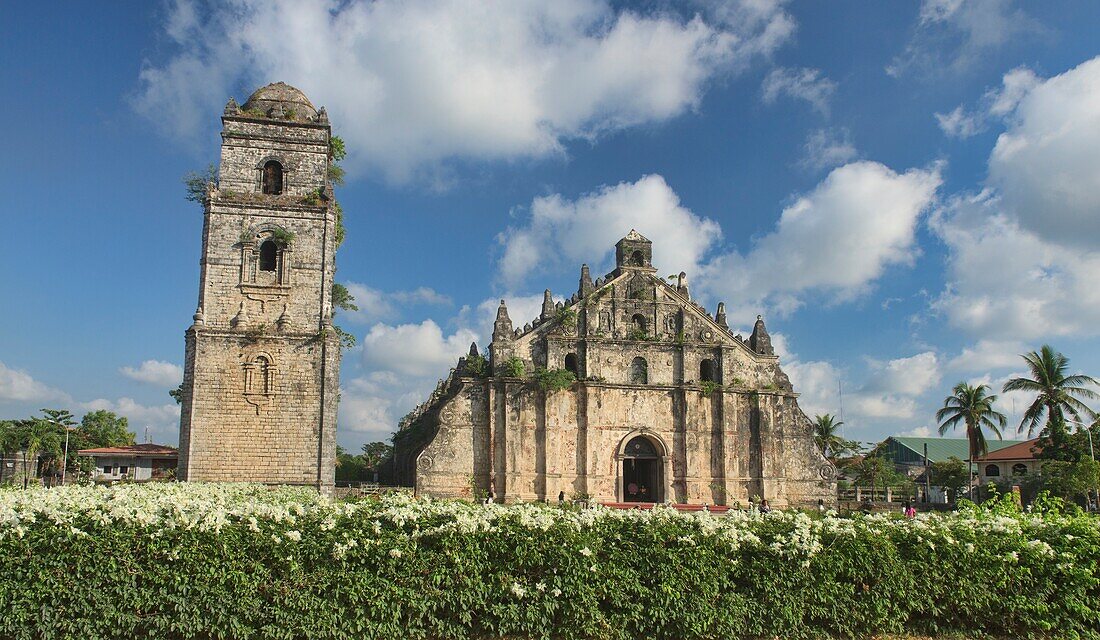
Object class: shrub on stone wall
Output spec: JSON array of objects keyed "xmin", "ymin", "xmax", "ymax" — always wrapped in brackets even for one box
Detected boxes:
[{"xmin": 1, "ymin": 484, "xmax": 1098, "ymax": 639}]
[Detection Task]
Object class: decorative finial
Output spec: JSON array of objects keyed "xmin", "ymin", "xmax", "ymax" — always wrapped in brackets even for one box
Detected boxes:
[
  {"xmin": 541, "ymin": 289, "xmax": 554, "ymax": 320},
  {"xmin": 579, "ymin": 264, "xmax": 594, "ymax": 297},
  {"xmin": 224, "ymin": 97, "xmax": 240, "ymax": 115},
  {"xmin": 715, "ymin": 302, "xmax": 728, "ymax": 329}
]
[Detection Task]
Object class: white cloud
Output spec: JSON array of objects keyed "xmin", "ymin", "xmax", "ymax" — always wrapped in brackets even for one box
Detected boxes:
[
  {"xmin": 496, "ymin": 174, "xmax": 722, "ymax": 289},
  {"xmin": 935, "ymin": 106, "xmax": 984, "ymax": 138},
  {"xmin": 888, "ymin": 0, "xmax": 1040, "ymax": 77},
  {"xmin": 119, "ymin": 360, "xmax": 183, "ymax": 388},
  {"xmin": 360, "ymin": 319, "xmax": 479, "ymax": 378},
  {"xmin": 81, "ymin": 398, "xmax": 181, "ymax": 443},
  {"xmin": 702, "ymin": 161, "xmax": 942, "ymax": 320},
  {"xmin": 934, "ymin": 65, "xmax": 1039, "ymax": 138},
  {"xmin": 342, "ymin": 283, "xmax": 451, "ymax": 325},
  {"xmin": 136, "ymin": 0, "xmax": 795, "ymax": 183},
  {"xmin": 0, "ymin": 361, "xmax": 70, "ymax": 403},
  {"xmin": 947, "ymin": 339, "xmax": 1027, "ymax": 373},
  {"xmin": 799, "ymin": 128, "xmax": 858, "ymax": 171},
  {"xmin": 931, "ymin": 191, "xmax": 1100, "ymax": 340},
  {"xmin": 849, "ymin": 352, "xmax": 940, "ymax": 420},
  {"xmin": 761, "ymin": 67, "xmax": 836, "ymax": 115},
  {"xmin": 988, "ymin": 57, "xmax": 1100, "ymax": 249},
  {"xmin": 901, "ymin": 425, "xmax": 934, "ymax": 437}
]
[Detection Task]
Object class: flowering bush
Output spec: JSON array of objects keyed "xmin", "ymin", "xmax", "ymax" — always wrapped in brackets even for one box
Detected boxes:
[{"xmin": 1, "ymin": 483, "xmax": 1098, "ymax": 639}]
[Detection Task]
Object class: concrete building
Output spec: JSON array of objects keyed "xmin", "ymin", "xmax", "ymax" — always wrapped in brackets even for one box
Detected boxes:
[
  {"xmin": 80, "ymin": 444, "xmax": 178, "ymax": 482},
  {"xmin": 393, "ymin": 231, "xmax": 836, "ymax": 507},
  {"xmin": 975, "ymin": 439, "xmax": 1041, "ymax": 485},
  {"xmin": 176, "ymin": 83, "xmax": 342, "ymax": 492}
]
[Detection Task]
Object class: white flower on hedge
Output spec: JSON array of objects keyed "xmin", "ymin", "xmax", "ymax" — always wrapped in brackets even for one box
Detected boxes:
[
  {"xmin": 284, "ymin": 530, "xmax": 301, "ymax": 542},
  {"xmin": 511, "ymin": 582, "xmax": 526, "ymax": 598},
  {"xmin": 579, "ymin": 547, "xmax": 592, "ymax": 557},
  {"xmin": 389, "ymin": 548, "xmax": 402, "ymax": 558},
  {"xmin": 536, "ymin": 581, "xmax": 547, "ymax": 592},
  {"xmin": 551, "ymin": 588, "xmax": 562, "ymax": 597}
]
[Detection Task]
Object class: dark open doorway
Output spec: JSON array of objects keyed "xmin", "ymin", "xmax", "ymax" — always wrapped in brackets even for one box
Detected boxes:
[{"xmin": 622, "ymin": 436, "xmax": 661, "ymax": 502}]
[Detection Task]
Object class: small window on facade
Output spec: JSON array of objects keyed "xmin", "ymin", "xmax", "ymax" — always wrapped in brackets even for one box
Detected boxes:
[
  {"xmin": 1012, "ymin": 463, "xmax": 1028, "ymax": 476},
  {"xmin": 103, "ymin": 465, "xmax": 111, "ymax": 474},
  {"xmin": 259, "ymin": 240, "xmax": 278, "ymax": 272},
  {"xmin": 984, "ymin": 464, "xmax": 1000, "ymax": 477},
  {"xmin": 630, "ymin": 357, "xmax": 648, "ymax": 384},
  {"xmin": 700, "ymin": 359, "xmax": 717, "ymax": 383},
  {"xmin": 565, "ymin": 353, "xmax": 579, "ymax": 377},
  {"xmin": 255, "ymin": 355, "xmax": 271, "ymax": 394},
  {"xmin": 631, "ymin": 250, "xmax": 645, "ymax": 266},
  {"xmin": 631, "ymin": 314, "xmax": 647, "ymax": 333},
  {"xmin": 262, "ymin": 160, "xmax": 283, "ymax": 195},
  {"xmin": 119, "ymin": 466, "xmax": 129, "ymax": 475}
]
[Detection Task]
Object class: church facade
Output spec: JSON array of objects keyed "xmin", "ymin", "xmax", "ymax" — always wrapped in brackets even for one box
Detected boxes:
[
  {"xmin": 393, "ymin": 231, "xmax": 836, "ymax": 506},
  {"xmin": 176, "ymin": 83, "xmax": 341, "ymax": 492}
]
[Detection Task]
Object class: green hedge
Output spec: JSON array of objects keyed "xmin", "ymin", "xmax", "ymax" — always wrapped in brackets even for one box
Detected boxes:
[{"xmin": 1, "ymin": 484, "xmax": 1098, "ymax": 639}]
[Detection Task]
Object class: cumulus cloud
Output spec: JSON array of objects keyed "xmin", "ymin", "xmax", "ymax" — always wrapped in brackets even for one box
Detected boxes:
[
  {"xmin": 888, "ymin": 0, "xmax": 1040, "ymax": 77},
  {"xmin": 703, "ymin": 161, "xmax": 942, "ymax": 320},
  {"xmin": 947, "ymin": 339, "xmax": 1028, "ymax": 373},
  {"xmin": 930, "ymin": 191, "xmax": 1100, "ymax": 340},
  {"xmin": 360, "ymin": 319, "xmax": 479, "ymax": 378},
  {"xmin": 81, "ymin": 398, "xmax": 182, "ymax": 443},
  {"xmin": 341, "ymin": 283, "xmax": 451, "ymax": 325},
  {"xmin": 761, "ymin": 67, "xmax": 836, "ymax": 115},
  {"xmin": 799, "ymin": 128, "xmax": 858, "ymax": 171},
  {"xmin": 988, "ymin": 57, "xmax": 1100, "ymax": 249},
  {"xmin": 0, "ymin": 362, "xmax": 70, "ymax": 403},
  {"xmin": 340, "ymin": 293, "xmax": 547, "ymax": 442},
  {"xmin": 119, "ymin": 360, "xmax": 183, "ymax": 388},
  {"xmin": 934, "ymin": 65, "xmax": 1039, "ymax": 138},
  {"xmin": 136, "ymin": 0, "xmax": 796, "ymax": 182},
  {"xmin": 848, "ymin": 352, "xmax": 941, "ymax": 420},
  {"xmin": 496, "ymin": 174, "xmax": 722, "ymax": 289}
]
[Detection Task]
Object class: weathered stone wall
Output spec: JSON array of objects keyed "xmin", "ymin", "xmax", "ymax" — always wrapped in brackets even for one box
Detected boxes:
[
  {"xmin": 401, "ymin": 232, "xmax": 835, "ymax": 507},
  {"xmin": 178, "ymin": 92, "xmax": 339, "ymax": 493}
]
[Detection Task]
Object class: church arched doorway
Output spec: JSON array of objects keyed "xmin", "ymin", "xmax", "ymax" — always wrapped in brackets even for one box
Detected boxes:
[{"xmin": 620, "ymin": 435, "xmax": 663, "ymax": 503}]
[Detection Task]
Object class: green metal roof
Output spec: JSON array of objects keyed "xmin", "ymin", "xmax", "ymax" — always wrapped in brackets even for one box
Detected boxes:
[{"xmin": 885, "ymin": 436, "xmax": 1026, "ymax": 463}]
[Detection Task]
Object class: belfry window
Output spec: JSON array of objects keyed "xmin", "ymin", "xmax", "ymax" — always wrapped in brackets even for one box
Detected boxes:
[
  {"xmin": 259, "ymin": 241, "xmax": 278, "ymax": 272},
  {"xmin": 565, "ymin": 353, "xmax": 579, "ymax": 377},
  {"xmin": 700, "ymin": 359, "xmax": 717, "ymax": 383},
  {"xmin": 262, "ymin": 160, "xmax": 283, "ymax": 195},
  {"xmin": 630, "ymin": 357, "xmax": 648, "ymax": 384},
  {"xmin": 631, "ymin": 250, "xmax": 645, "ymax": 266}
]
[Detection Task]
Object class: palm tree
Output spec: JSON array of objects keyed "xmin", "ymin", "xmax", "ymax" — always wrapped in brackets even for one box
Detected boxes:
[
  {"xmin": 17, "ymin": 419, "xmax": 62, "ymax": 489},
  {"xmin": 813, "ymin": 414, "xmax": 845, "ymax": 458},
  {"xmin": 1003, "ymin": 345, "xmax": 1097, "ymax": 460},
  {"xmin": 937, "ymin": 382, "xmax": 1007, "ymax": 494}
]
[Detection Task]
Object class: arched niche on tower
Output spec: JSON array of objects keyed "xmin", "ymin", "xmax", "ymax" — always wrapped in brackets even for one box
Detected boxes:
[
  {"xmin": 254, "ymin": 156, "xmax": 297, "ymax": 195},
  {"xmin": 242, "ymin": 350, "xmax": 278, "ymax": 413},
  {"xmin": 240, "ymin": 224, "xmax": 293, "ymax": 287}
]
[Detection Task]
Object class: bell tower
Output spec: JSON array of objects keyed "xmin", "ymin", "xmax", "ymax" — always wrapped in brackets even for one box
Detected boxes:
[{"xmin": 177, "ymin": 82, "xmax": 341, "ymax": 492}]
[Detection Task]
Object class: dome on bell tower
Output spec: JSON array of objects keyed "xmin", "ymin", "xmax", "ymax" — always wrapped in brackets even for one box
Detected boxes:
[{"xmin": 240, "ymin": 82, "xmax": 319, "ymax": 121}]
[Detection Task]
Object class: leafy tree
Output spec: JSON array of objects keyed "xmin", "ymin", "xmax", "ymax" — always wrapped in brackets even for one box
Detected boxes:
[
  {"xmin": 850, "ymin": 454, "xmax": 910, "ymax": 499},
  {"xmin": 1003, "ymin": 345, "xmax": 1097, "ymax": 461},
  {"xmin": 1038, "ymin": 458, "xmax": 1100, "ymax": 505},
  {"xmin": 183, "ymin": 164, "xmax": 217, "ymax": 203},
  {"xmin": 332, "ymin": 283, "xmax": 358, "ymax": 313},
  {"xmin": 813, "ymin": 414, "xmax": 844, "ymax": 457},
  {"xmin": 77, "ymin": 410, "xmax": 136, "ymax": 449},
  {"xmin": 360, "ymin": 442, "xmax": 393, "ymax": 470},
  {"xmin": 936, "ymin": 382, "xmax": 1007, "ymax": 481},
  {"xmin": 169, "ymin": 384, "xmax": 183, "ymax": 405},
  {"xmin": 931, "ymin": 456, "xmax": 970, "ymax": 503}
]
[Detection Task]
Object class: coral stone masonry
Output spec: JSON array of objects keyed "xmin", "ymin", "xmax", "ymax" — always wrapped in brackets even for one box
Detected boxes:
[
  {"xmin": 393, "ymin": 230, "xmax": 837, "ymax": 507},
  {"xmin": 177, "ymin": 83, "xmax": 341, "ymax": 493}
]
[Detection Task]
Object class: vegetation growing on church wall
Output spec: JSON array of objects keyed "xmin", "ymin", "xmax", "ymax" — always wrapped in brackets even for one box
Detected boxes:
[
  {"xmin": 183, "ymin": 164, "xmax": 217, "ymax": 203},
  {"xmin": 532, "ymin": 367, "xmax": 576, "ymax": 392},
  {"xmin": 0, "ymin": 484, "xmax": 1097, "ymax": 640},
  {"xmin": 503, "ymin": 356, "xmax": 526, "ymax": 378}
]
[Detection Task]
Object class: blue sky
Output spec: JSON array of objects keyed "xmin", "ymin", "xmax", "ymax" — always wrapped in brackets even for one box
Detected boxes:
[{"xmin": 1, "ymin": 0, "xmax": 1098, "ymax": 451}]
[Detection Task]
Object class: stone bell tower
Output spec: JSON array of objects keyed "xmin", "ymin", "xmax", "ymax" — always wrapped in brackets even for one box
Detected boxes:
[{"xmin": 177, "ymin": 82, "xmax": 341, "ymax": 492}]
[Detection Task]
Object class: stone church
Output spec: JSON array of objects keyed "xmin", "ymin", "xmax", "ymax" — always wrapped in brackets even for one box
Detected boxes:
[
  {"xmin": 176, "ymin": 83, "xmax": 341, "ymax": 492},
  {"xmin": 393, "ymin": 231, "xmax": 836, "ymax": 506}
]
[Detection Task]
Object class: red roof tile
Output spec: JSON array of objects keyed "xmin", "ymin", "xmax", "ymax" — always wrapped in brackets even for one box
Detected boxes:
[{"xmin": 974, "ymin": 439, "xmax": 1041, "ymax": 461}]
